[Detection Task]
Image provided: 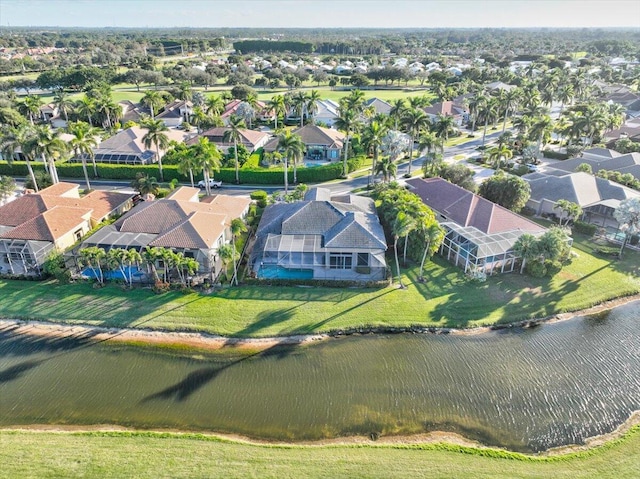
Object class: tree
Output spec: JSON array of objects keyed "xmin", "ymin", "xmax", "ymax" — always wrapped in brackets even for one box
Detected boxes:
[
  {"xmin": 217, "ymin": 243, "xmax": 235, "ymax": 283},
  {"xmin": 575, "ymin": 163, "xmax": 593, "ymax": 174},
  {"xmin": 171, "ymin": 143, "xmax": 197, "ymax": 187},
  {"xmin": 230, "ymin": 218, "xmax": 247, "ymax": 286},
  {"xmin": 223, "ymin": 115, "xmax": 247, "ymax": 184},
  {"xmin": 75, "ymin": 96, "xmax": 96, "ymax": 126},
  {"xmin": 266, "ymin": 94, "xmax": 286, "ymax": 130},
  {"xmin": 487, "ymin": 144, "xmax": 513, "ymax": 170},
  {"xmin": 140, "ymin": 118, "xmax": 170, "ymax": 181},
  {"xmin": 554, "ymin": 199, "xmax": 582, "ymax": 226},
  {"xmin": 53, "ymin": 90, "xmax": 73, "ymax": 123},
  {"xmin": 141, "ymin": 90, "xmax": 164, "ymax": 118},
  {"xmin": 418, "ymin": 221, "xmax": 445, "ymax": 282},
  {"xmin": 499, "ymin": 88, "xmax": 520, "ymax": 133},
  {"xmin": 78, "ymin": 246, "xmax": 107, "ymax": 285},
  {"xmin": 277, "ymin": 130, "xmax": 305, "ymax": 192},
  {"xmin": 334, "ymin": 107, "xmax": 360, "ymax": 177},
  {"xmin": 401, "ymin": 109, "xmax": 429, "ymax": 175},
  {"xmin": 192, "ymin": 137, "xmax": 222, "ymax": 196},
  {"xmin": 24, "ymin": 125, "xmax": 67, "ymax": 184},
  {"xmin": 68, "ymin": 121, "xmax": 100, "ymax": 190},
  {"xmin": 0, "ymin": 124, "xmax": 39, "ymax": 192},
  {"xmin": 306, "ymin": 90, "xmax": 321, "ymax": 123},
  {"xmin": 235, "ymin": 101, "xmax": 255, "ymax": 129},
  {"xmin": 0, "ymin": 175, "xmax": 16, "ymax": 205},
  {"xmin": 292, "ymin": 90, "xmax": 308, "ymax": 128},
  {"xmin": 362, "ymin": 120, "xmax": 388, "ymax": 188},
  {"xmin": 376, "ymin": 155, "xmax": 398, "ymax": 183},
  {"xmin": 613, "ymin": 197, "xmax": 640, "ymax": 258},
  {"xmin": 421, "ymin": 151, "xmax": 444, "ymax": 177},
  {"xmin": 389, "ymin": 99, "xmax": 407, "ymax": 130},
  {"xmin": 205, "ymin": 95, "xmax": 225, "ymax": 117},
  {"xmin": 513, "ymin": 233, "xmax": 538, "ymax": 274},
  {"xmin": 18, "ymin": 95, "xmax": 42, "ymax": 125},
  {"xmin": 438, "ymin": 163, "xmax": 476, "ymax": 191},
  {"xmin": 478, "ymin": 171, "xmax": 531, "ymax": 212},
  {"xmin": 529, "ymin": 115, "xmax": 553, "ymax": 160},
  {"xmin": 130, "ymin": 172, "xmax": 159, "ymax": 198},
  {"xmin": 433, "ymin": 114, "xmax": 456, "ymax": 142},
  {"xmin": 392, "ymin": 212, "xmax": 415, "ymax": 288}
]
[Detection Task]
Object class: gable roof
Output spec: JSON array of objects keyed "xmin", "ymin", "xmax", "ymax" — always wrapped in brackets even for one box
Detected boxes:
[
  {"xmin": 263, "ymin": 124, "xmax": 345, "ymax": 152},
  {"xmin": 549, "ymin": 151, "xmax": 640, "ymax": 180},
  {"xmin": 1, "ymin": 206, "xmax": 92, "ymax": 242},
  {"xmin": 406, "ymin": 177, "xmax": 545, "ymax": 235},
  {"xmin": 365, "ymin": 98, "xmax": 392, "ymax": 115},
  {"xmin": 156, "ymin": 100, "xmax": 193, "ymax": 119},
  {"xmin": 194, "ymin": 127, "xmax": 271, "ymax": 149},
  {"xmin": 93, "ymin": 126, "xmax": 188, "ymax": 157},
  {"xmin": 149, "ymin": 211, "xmax": 227, "ymax": 249}
]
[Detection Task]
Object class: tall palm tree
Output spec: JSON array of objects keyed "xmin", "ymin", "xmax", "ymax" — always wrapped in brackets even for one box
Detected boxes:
[
  {"xmin": 401, "ymin": 109, "xmax": 429, "ymax": 175},
  {"xmin": 529, "ymin": 115, "xmax": 553, "ymax": 159},
  {"xmin": 230, "ymin": 218, "xmax": 247, "ymax": 286},
  {"xmin": 53, "ymin": 90, "xmax": 73, "ymax": 123},
  {"xmin": 205, "ymin": 95, "xmax": 225, "ymax": 117},
  {"xmin": 68, "ymin": 121, "xmax": 100, "ymax": 190},
  {"xmin": 392, "ymin": 212, "xmax": 415, "ymax": 288},
  {"xmin": 468, "ymin": 93, "xmax": 487, "ymax": 133},
  {"xmin": 389, "ymin": 99, "xmax": 407, "ymax": 130},
  {"xmin": 0, "ymin": 124, "xmax": 39, "ymax": 192},
  {"xmin": 334, "ymin": 107, "xmax": 360, "ymax": 177},
  {"xmin": 376, "ymin": 155, "xmax": 398, "ymax": 183},
  {"xmin": 480, "ymin": 97, "xmax": 499, "ymax": 149},
  {"xmin": 277, "ymin": 130, "xmax": 305, "ymax": 192},
  {"xmin": 19, "ymin": 95, "xmax": 43, "ymax": 125},
  {"xmin": 418, "ymin": 221, "xmax": 445, "ymax": 282},
  {"xmin": 223, "ymin": 116, "xmax": 247, "ymax": 184},
  {"xmin": 306, "ymin": 89, "xmax": 321, "ymax": 124},
  {"xmin": 192, "ymin": 137, "xmax": 222, "ymax": 196},
  {"xmin": 292, "ymin": 91, "xmax": 308, "ymax": 127},
  {"xmin": 434, "ymin": 114, "xmax": 457, "ymax": 142},
  {"xmin": 556, "ymin": 83, "xmax": 574, "ymax": 116},
  {"xmin": 177, "ymin": 82, "xmax": 193, "ymax": 101},
  {"xmin": 141, "ymin": 90, "xmax": 163, "ymax": 119},
  {"xmin": 418, "ymin": 130, "xmax": 444, "ymax": 157},
  {"xmin": 362, "ymin": 120, "xmax": 388, "ymax": 188},
  {"xmin": 499, "ymin": 88, "xmax": 520, "ymax": 133},
  {"xmin": 75, "ymin": 96, "xmax": 96, "ymax": 126},
  {"xmin": 487, "ymin": 144, "xmax": 513, "ymax": 170},
  {"xmin": 266, "ymin": 94, "xmax": 286, "ymax": 130},
  {"xmin": 172, "ymin": 144, "xmax": 197, "ymax": 187},
  {"xmin": 94, "ymin": 95, "xmax": 118, "ymax": 129},
  {"xmin": 24, "ymin": 125, "xmax": 67, "ymax": 184},
  {"xmin": 343, "ymin": 89, "xmax": 366, "ymax": 114},
  {"xmin": 140, "ymin": 118, "xmax": 170, "ymax": 181},
  {"xmin": 130, "ymin": 172, "xmax": 159, "ymax": 198}
]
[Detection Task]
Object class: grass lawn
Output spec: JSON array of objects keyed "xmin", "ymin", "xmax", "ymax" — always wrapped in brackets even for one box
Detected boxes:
[
  {"xmin": 1, "ymin": 236, "xmax": 638, "ymax": 338},
  {"xmin": 1, "ymin": 427, "xmax": 639, "ymax": 479}
]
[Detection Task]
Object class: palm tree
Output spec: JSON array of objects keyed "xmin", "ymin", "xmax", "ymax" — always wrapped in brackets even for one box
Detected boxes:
[
  {"xmin": 487, "ymin": 144, "xmax": 513, "ymax": 170},
  {"xmin": 0, "ymin": 124, "xmax": 40, "ymax": 192},
  {"xmin": 230, "ymin": 218, "xmax": 247, "ymax": 286},
  {"xmin": 53, "ymin": 90, "xmax": 73, "ymax": 123},
  {"xmin": 205, "ymin": 95, "xmax": 225, "ymax": 117},
  {"xmin": 434, "ymin": 114, "xmax": 457, "ymax": 142},
  {"xmin": 389, "ymin": 99, "xmax": 407, "ymax": 130},
  {"xmin": 75, "ymin": 96, "xmax": 96, "ymax": 126},
  {"xmin": 94, "ymin": 95, "xmax": 118, "ymax": 129},
  {"xmin": 24, "ymin": 125, "xmax": 67, "ymax": 184},
  {"xmin": 343, "ymin": 89, "xmax": 366, "ymax": 115},
  {"xmin": 306, "ymin": 89, "xmax": 321, "ymax": 124},
  {"xmin": 140, "ymin": 118, "xmax": 170, "ymax": 181},
  {"xmin": 277, "ymin": 130, "xmax": 305, "ymax": 192},
  {"xmin": 418, "ymin": 222, "xmax": 445, "ymax": 282},
  {"xmin": 78, "ymin": 246, "xmax": 107, "ymax": 285},
  {"xmin": 68, "ymin": 121, "xmax": 100, "ymax": 190},
  {"xmin": 141, "ymin": 90, "xmax": 163, "ymax": 118},
  {"xmin": 362, "ymin": 120, "xmax": 388, "ymax": 188},
  {"xmin": 192, "ymin": 137, "xmax": 222, "ymax": 196},
  {"xmin": 177, "ymin": 82, "xmax": 193, "ymax": 102},
  {"xmin": 613, "ymin": 197, "xmax": 640, "ymax": 258},
  {"xmin": 217, "ymin": 243, "xmax": 235, "ymax": 283},
  {"xmin": 513, "ymin": 233, "xmax": 538, "ymax": 274},
  {"xmin": 267, "ymin": 94, "xmax": 286, "ymax": 130},
  {"xmin": 334, "ymin": 107, "xmax": 360, "ymax": 177},
  {"xmin": 499, "ymin": 88, "xmax": 520, "ymax": 133},
  {"xmin": 480, "ymin": 96, "xmax": 499, "ymax": 149},
  {"xmin": 223, "ymin": 116, "xmax": 247, "ymax": 184},
  {"xmin": 376, "ymin": 155, "xmax": 398, "ymax": 183},
  {"xmin": 556, "ymin": 83, "xmax": 574, "ymax": 116},
  {"xmin": 130, "ymin": 172, "xmax": 159, "ymax": 198},
  {"xmin": 421, "ymin": 151, "xmax": 444, "ymax": 177},
  {"xmin": 19, "ymin": 95, "xmax": 43, "ymax": 125},
  {"xmin": 173, "ymin": 144, "xmax": 198, "ymax": 187},
  {"xmin": 418, "ymin": 130, "xmax": 444, "ymax": 157},
  {"xmin": 401, "ymin": 109, "xmax": 429, "ymax": 175},
  {"xmin": 392, "ymin": 212, "xmax": 415, "ymax": 288},
  {"xmin": 468, "ymin": 93, "xmax": 487, "ymax": 133},
  {"xmin": 529, "ymin": 115, "xmax": 553, "ymax": 159},
  {"xmin": 292, "ymin": 91, "xmax": 308, "ymax": 127}
]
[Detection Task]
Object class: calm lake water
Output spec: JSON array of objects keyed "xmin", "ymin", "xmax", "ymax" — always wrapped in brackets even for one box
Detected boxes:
[{"xmin": 1, "ymin": 301, "xmax": 639, "ymax": 453}]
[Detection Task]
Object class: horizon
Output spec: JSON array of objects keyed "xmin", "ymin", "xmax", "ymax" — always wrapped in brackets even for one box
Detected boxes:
[{"xmin": 1, "ymin": 0, "xmax": 639, "ymax": 29}]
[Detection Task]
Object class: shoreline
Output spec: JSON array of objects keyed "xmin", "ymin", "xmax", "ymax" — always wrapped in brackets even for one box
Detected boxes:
[
  {"xmin": 2, "ymin": 411, "xmax": 639, "ymax": 457},
  {"xmin": 1, "ymin": 293, "xmax": 638, "ymax": 351}
]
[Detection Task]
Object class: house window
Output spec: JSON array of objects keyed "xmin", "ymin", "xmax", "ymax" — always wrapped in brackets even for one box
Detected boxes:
[
  {"xmin": 73, "ymin": 229, "xmax": 83, "ymax": 242},
  {"xmin": 329, "ymin": 252, "xmax": 352, "ymax": 269},
  {"xmin": 357, "ymin": 253, "xmax": 369, "ymax": 267}
]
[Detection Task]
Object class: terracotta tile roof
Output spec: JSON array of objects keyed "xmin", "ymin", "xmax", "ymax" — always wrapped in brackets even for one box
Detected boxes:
[
  {"xmin": 165, "ymin": 186, "xmax": 201, "ymax": 202},
  {"xmin": 150, "ymin": 211, "xmax": 227, "ymax": 249},
  {"xmin": 199, "ymin": 194, "xmax": 251, "ymax": 223},
  {"xmin": 192, "ymin": 127, "xmax": 271, "ymax": 149},
  {"xmin": 1, "ymin": 206, "xmax": 92, "ymax": 241},
  {"xmin": 0, "ymin": 195, "xmax": 48, "ymax": 227},
  {"xmin": 38, "ymin": 182, "xmax": 79, "ymax": 197},
  {"xmin": 406, "ymin": 177, "xmax": 544, "ymax": 235},
  {"xmin": 263, "ymin": 124, "xmax": 345, "ymax": 152}
]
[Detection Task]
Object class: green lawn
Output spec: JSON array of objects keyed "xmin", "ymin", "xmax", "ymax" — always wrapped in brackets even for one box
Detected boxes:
[
  {"xmin": 1, "ymin": 236, "xmax": 638, "ymax": 338},
  {"xmin": 1, "ymin": 427, "xmax": 639, "ymax": 479}
]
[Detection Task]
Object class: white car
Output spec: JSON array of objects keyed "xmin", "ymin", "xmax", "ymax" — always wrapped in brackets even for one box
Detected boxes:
[
  {"xmin": 525, "ymin": 164, "xmax": 540, "ymax": 172},
  {"xmin": 197, "ymin": 179, "xmax": 222, "ymax": 189}
]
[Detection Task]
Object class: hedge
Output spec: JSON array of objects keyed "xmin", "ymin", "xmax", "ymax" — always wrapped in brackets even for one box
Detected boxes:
[
  {"xmin": 0, "ymin": 160, "xmax": 345, "ymax": 185},
  {"xmin": 573, "ymin": 220, "xmax": 597, "ymax": 237},
  {"xmin": 542, "ymin": 150, "xmax": 569, "ymax": 160}
]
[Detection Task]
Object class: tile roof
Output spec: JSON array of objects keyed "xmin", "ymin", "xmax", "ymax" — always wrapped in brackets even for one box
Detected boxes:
[
  {"xmin": 549, "ymin": 152, "xmax": 640, "ymax": 180},
  {"xmin": 150, "ymin": 211, "xmax": 227, "ymax": 249},
  {"xmin": 193, "ymin": 127, "xmax": 271, "ymax": 149},
  {"xmin": 1, "ymin": 206, "xmax": 92, "ymax": 241},
  {"xmin": 156, "ymin": 100, "xmax": 193, "ymax": 119},
  {"xmin": 365, "ymin": 98, "xmax": 392, "ymax": 115},
  {"xmin": 264, "ymin": 124, "xmax": 345, "ymax": 152},
  {"xmin": 406, "ymin": 177, "xmax": 544, "ymax": 235},
  {"xmin": 165, "ymin": 186, "xmax": 201, "ymax": 202},
  {"xmin": 94, "ymin": 126, "xmax": 188, "ymax": 156}
]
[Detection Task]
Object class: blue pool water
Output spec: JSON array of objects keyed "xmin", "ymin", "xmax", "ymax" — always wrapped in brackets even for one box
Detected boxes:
[
  {"xmin": 258, "ymin": 265, "xmax": 314, "ymax": 279},
  {"xmin": 82, "ymin": 266, "xmax": 145, "ymax": 281}
]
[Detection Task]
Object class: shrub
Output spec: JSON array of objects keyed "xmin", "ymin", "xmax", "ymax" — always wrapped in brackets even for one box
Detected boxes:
[
  {"xmin": 520, "ymin": 206, "xmax": 536, "ymax": 217},
  {"xmin": 525, "ymin": 260, "xmax": 547, "ymax": 277},
  {"xmin": 542, "ymin": 150, "xmax": 569, "ymax": 160},
  {"xmin": 544, "ymin": 260, "xmax": 563, "ymax": 277},
  {"xmin": 26, "ymin": 170, "xmax": 53, "ymax": 190},
  {"xmin": 42, "ymin": 251, "xmax": 71, "ymax": 283},
  {"xmin": 573, "ymin": 220, "xmax": 597, "ymax": 236},
  {"xmin": 347, "ymin": 155, "xmax": 365, "ymax": 173},
  {"xmin": 595, "ymin": 246, "xmax": 620, "ymax": 257},
  {"xmin": 250, "ymin": 190, "xmax": 268, "ymax": 207}
]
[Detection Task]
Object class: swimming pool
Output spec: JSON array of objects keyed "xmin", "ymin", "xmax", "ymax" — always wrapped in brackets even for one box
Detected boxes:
[{"xmin": 258, "ymin": 265, "xmax": 314, "ymax": 279}]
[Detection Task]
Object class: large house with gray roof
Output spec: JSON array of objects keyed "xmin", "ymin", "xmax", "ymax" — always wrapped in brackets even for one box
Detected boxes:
[
  {"xmin": 406, "ymin": 177, "xmax": 546, "ymax": 275},
  {"xmin": 250, "ymin": 188, "xmax": 387, "ymax": 281},
  {"xmin": 263, "ymin": 124, "xmax": 345, "ymax": 162},
  {"xmin": 548, "ymin": 147, "xmax": 640, "ymax": 182},
  {"xmin": 77, "ymin": 187, "xmax": 251, "ymax": 280},
  {"xmin": 524, "ymin": 170, "xmax": 640, "ymax": 228}
]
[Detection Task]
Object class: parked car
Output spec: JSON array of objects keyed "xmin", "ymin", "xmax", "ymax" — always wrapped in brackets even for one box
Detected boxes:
[
  {"xmin": 525, "ymin": 163, "xmax": 540, "ymax": 172},
  {"xmin": 197, "ymin": 179, "xmax": 222, "ymax": 189}
]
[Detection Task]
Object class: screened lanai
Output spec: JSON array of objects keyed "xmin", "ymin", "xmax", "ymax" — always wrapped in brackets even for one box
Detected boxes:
[
  {"xmin": 262, "ymin": 234, "xmax": 325, "ymax": 267},
  {"xmin": 0, "ymin": 239, "xmax": 52, "ymax": 275}
]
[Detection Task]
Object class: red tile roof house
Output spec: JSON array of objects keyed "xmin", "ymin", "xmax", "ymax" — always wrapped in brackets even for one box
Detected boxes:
[
  {"xmin": 77, "ymin": 187, "xmax": 251, "ymax": 281},
  {"xmin": 0, "ymin": 183, "xmax": 134, "ymax": 276},
  {"xmin": 189, "ymin": 127, "xmax": 272, "ymax": 154},
  {"xmin": 406, "ymin": 178, "xmax": 546, "ymax": 275},
  {"xmin": 263, "ymin": 124, "xmax": 345, "ymax": 162}
]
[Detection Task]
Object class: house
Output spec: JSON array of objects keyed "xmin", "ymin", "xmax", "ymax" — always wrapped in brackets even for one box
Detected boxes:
[
  {"xmin": 77, "ymin": 187, "xmax": 251, "ymax": 279},
  {"xmin": 485, "ymin": 81, "xmax": 517, "ymax": 92},
  {"xmin": 156, "ymin": 100, "xmax": 193, "ymax": 127},
  {"xmin": 365, "ymin": 98, "xmax": 392, "ymax": 116},
  {"xmin": 548, "ymin": 147, "xmax": 640, "ymax": 181},
  {"xmin": 263, "ymin": 124, "xmax": 345, "ymax": 161},
  {"xmin": 406, "ymin": 177, "xmax": 546, "ymax": 275},
  {"xmin": 313, "ymin": 99, "xmax": 340, "ymax": 127},
  {"xmin": 603, "ymin": 120, "xmax": 640, "ymax": 145},
  {"xmin": 422, "ymin": 101, "xmax": 466, "ymax": 126},
  {"xmin": 220, "ymin": 99, "xmax": 269, "ymax": 125},
  {"xmin": 0, "ymin": 182, "xmax": 134, "ymax": 275},
  {"xmin": 118, "ymin": 100, "xmax": 151, "ymax": 123},
  {"xmin": 39, "ymin": 103, "xmax": 58, "ymax": 122},
  {"xmin": 87, "ymin": 126, "xmax": 189, "ymax": 164},
  {"xmin": 524, "ymin": 171, "xmax": 640, "ymax": 228},
  {"xmin": 250, "ymin": 188, "xmax": 387, "ymax": 281},
  {"xmin": 191, "ymin": 127, "xmax": 271, "ymax": 154}
]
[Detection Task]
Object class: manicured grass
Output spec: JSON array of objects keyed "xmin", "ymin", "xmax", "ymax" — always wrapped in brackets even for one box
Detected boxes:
[
  {"xmin": 1, "ymin": 427, "xmax": 639, "ymax": 479},
  {"xmin": 1, "ymin": 236, "xmax": 638, "ymax": 337}
]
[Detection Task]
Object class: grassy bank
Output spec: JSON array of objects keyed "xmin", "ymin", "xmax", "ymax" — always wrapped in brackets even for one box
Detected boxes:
[
  {"xmin": 0, "ymin": 236, "xmax": 638, "ymax": 338},
  {"xmin": 1, "ymin": 427, "xmax": 639, "ymax": 479}
]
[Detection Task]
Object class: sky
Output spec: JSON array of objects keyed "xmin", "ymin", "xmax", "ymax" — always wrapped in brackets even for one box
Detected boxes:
[{"xmin": 0, "ymin": 0, "xmax": 639, "ymax": 29}]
